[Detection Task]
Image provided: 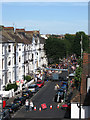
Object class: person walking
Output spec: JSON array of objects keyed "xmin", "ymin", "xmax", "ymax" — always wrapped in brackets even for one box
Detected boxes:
[
  {"xmin": 25, "ymin": 99, "xmax": 29, "ymax": 112},
  {"xmin": 29, "ymin": 100, "xmax": 34, "ymax": 111},
  {"xmin": 54, "ymin": 84, "xmax": 60, "ymax": 90}
]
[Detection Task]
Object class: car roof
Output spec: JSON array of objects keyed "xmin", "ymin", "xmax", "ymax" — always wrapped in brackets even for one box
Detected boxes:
[
  {"xmin": 62, "ymin": 84, "xmax": 67, "ymax": 86},
  {"xmin": 37, "ymin": 80, "xmax": 42, "ymax": 82},
  {"xmin": 62, "ymin": 81, "xmax": 68, "ymax": 84},
  {"xmin": 57, "ymin": 92, "xmax": 63, "ymax": 95},
  {"xmin": 29, "ymin": 84, "xmax": 36, "ymax": 86},
  {"xmin": 23, "ymin": 90, "xmax": 30, "ymax": 92},
  {"xmin": 61, "ymin": 86, "xmax": 66, "ymax": 89},
  {"xmin": 58, "ymin": 89, "xmax": 64, "ymax": 91}
]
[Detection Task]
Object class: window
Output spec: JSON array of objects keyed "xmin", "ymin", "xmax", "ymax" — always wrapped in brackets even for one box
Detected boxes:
[
  {"xmin": 2, "ymin": 59, "xmax": 4, "ymax": 69},
  {"xmin": 19, "ymin": 56, "xmax": 21, "ymax": 62},
  {"xmin": 19, "ymin": 46, "xmax": 21, "ymax": 51},
  {"xmin": 8, "ymin": 45, "xmax": 11, "ymax": 52},
  {"xmin": 32, "ymin": 54, "xmax": 33, "ymax": 59},
  {"xmin": 8, "ymin": 60, "xmax": 11, "ymax": 66}
]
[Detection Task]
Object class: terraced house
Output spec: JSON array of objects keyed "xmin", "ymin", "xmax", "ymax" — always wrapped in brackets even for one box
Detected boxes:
[{"xmin": 0, "ymin": 25, "xmax": 48, "ymax": 91}]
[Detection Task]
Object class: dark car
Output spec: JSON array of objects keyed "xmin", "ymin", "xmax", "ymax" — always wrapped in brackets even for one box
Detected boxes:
[
  {"xmin": 0, "ymin": 109, "xmax": 11, "ymax": 120},
  {"xmin": 57, "ymin": 88, "xmax": 65, "ymax": 93},
  {"xmin": 54, "ymin": 91, "xmax": 64, "ymax": 102},
  {"xmin": 13, "ymin": 97, "xmax": 26, "ymax": 106},
  {"xmin": 4, "ymin": 103, "xmax": 20, "ymax": 113},
  {"xmin": 62, "ymin": 81, "xmax": 68, "ymax": 85},
  {"xmin": 61, "ymin": 84, "xmax": 68, "ymax": 90},
  {"xmin": 61, "ymin": 85, "xmax": 67, "ymax": 92},
  {"xmin": 28, "ymin": 84, "xmax": 39, "ymax": 93},
  {"xmin": 22, "ymin": 90, "xmax": 33, "ymax": 99}
]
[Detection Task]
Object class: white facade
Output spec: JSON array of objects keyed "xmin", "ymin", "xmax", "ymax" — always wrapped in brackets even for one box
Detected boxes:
[
  {"xmin": 71, "ymin": 103, "xmax": 90, "ymax": 119},
  {"xmin": 40, "ymin": 34, "xmax": 48, "ymax": 39},
  {"xmin": 0, "ymin": 30, "xmax": 48, "ymax": 91}
]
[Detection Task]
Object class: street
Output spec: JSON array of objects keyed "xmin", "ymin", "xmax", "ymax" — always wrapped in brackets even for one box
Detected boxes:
[{"xmin": 12, "ymin": 80, "xmax": 70, "ymax": 119}]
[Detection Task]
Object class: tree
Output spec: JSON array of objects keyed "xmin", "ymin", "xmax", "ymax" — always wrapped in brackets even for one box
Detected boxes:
[
  {"xmin": 44, "ymin": 37, "xmax": 66, "ymax": 64},
  {"xmin": 5, "ymin": 83, "xmax": 18, "ymax": 92},
  {"xmin": 24, "ymin": 75, "xmax": 32, "ymax": 82},
  {"xmin": 44, "ymin": 31, "xmax": 88, "ymax": 64},
  {"xmin": 73, "ymin": 31, "xmax": 89, "ymax": 57},
  {"xmin": 64, "ymin": 34, "xmax": 75, "ymax": 56}
]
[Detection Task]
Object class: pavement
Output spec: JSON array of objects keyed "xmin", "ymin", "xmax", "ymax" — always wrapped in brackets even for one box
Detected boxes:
[{"xmin": 6, "ymin": 80, "xmax": 36, "ymax": 104}]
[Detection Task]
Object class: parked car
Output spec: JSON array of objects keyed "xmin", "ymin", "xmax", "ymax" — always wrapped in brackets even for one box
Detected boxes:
[
  {"xmin": 36, "ymin": 80, "xmax": 44, "ymax": 88},
  {"xmin": 61, "ymin": 103, "xmax": 71, "ymax": 110},
  {"xmin": 13, "ymin": 97, "xmax": 26, "ymax": 106},
  {"xmin": 22, "ymin": 90, "xmax": 33, "ymax": 99},
  {"xmin": 4, "ymin": 103, "xmax": 20, "ymax": 113},
  {"xmin": 62, "ymin": 81, "xmax": 68, "ymax": 85},
  {"xmin": 62, "ymin": 84, "xmax": 68, "ymax": 89},
  {"xmin": 28, "ymin": 84, "xmax": 39, "ymax": 93},
  {"xmin": 54, "ymin": 91, "xmax": 64, "ymax": 102},
  {"xmin": 57, "ymin": 88, "xmax": 65, "ymax": 93},
  {"xmin": 61, "ymin": 85, "xmax": 67, "ymax": 92},
  {"xmin": 0, "ymin": 109, "xmax": 11, "ymax": 120}
]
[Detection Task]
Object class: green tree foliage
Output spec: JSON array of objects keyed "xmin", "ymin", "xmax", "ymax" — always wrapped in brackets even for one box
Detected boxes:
[
  {"xmin": 44, "ymin": 31, "xmax": 89, "ymax": 64},
  {"xmin": 5, "ymin": 83, "xmax": 18, "ymax": 92},
  {"xmin": 74, "ymin": 66, "xmax": 82, "ymax": 89},
  {"xmin": 64, "ymin": 34, "xmax": 75, "ymax": 56},
  {"xmin": 24, "ymin": 75, "xmax": 32, "ymax": 82},
  {"xmin": 74, "ymin": 57, "xmax": 82, "ymax": 89},
  {"xmin": 73, "ymin": 31, "xmax": 89, "ymax": 56},
  {"xmin": 44, "ymin": 37, "xmax": 66, "ymax": 64}
]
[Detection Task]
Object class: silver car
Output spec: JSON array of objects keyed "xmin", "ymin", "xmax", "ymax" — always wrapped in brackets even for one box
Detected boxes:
[{"xmin": 28, "ymin": 84, "xmax": 39, "ymax": 93}]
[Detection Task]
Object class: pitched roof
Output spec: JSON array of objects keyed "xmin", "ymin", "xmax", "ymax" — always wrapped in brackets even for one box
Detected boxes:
[
  {"xmin": 3, "ymin": 27, "xmax": 14, "ymax": 29},
  {"xmin": 71, "ymin": 92, "xmax": 90, "ymax": 106}
]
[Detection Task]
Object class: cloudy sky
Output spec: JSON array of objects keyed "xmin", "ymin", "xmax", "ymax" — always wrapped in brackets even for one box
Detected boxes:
[{"xmin": 1, "ymin": 1, "xmax": 89, "ymax": 34}]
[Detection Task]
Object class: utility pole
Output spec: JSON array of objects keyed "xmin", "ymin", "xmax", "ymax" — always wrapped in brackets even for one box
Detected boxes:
[
  {"xmin": 80, "ymin": 35, "xmax": 83, "ymax": 59},
  {"xmin": 79, "ymin": 35, "xmax": 83, "ymax": 119}
]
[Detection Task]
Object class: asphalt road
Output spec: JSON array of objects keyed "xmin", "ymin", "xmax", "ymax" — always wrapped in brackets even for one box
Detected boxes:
[{"xmin": 12, "ymin": 80, "xmax": 70, "ymax": 119}]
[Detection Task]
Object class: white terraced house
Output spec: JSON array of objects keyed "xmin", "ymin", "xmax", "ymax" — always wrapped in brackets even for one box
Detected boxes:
[{"xmin": 0, "ymin": 26, "xmax": 48, "ymax": 91}]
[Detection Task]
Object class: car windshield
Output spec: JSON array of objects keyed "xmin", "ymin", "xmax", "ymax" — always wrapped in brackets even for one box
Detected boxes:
[
  {"xmin": 28, "ymin": 84, "xmax": 36, "ymax": 88},
  {"xmin": 28, "ymin": 86, "xmax": 35, "ymax": 88},
  {"xmin": 58, "ymin": 89, "xmax": 64, "ymax": 92},
  {"xmin": 23, "ymin": 92, "xmax": 27, "ymax": 94},
  {"xmin": 57, "ymin": 92, "xmax": 63, "ymax": 95},
  {"xmin": 37, "ymin": 82, "xmax": 42, "ymax": 84}
]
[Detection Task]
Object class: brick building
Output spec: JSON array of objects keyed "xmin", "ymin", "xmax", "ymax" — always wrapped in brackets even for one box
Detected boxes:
[{"xmin": 71, "ymin": 53, "xmax": 90, "ymax": 119}]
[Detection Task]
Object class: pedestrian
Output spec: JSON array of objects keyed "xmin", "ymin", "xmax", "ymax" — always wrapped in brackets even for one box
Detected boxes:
[
  {"xmin": 25, "ymin": 99, "xmax": 29, "ymax": 112},
  {"xmin": 54, "ymin": 84, "xmax": 59, "ymax": 90},
  {"xmin": 29, "ymin": 100, "xmax": 34, "ymax": 111}
]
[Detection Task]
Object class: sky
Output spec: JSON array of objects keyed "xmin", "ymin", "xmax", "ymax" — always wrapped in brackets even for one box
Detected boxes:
[{"xmin": 1, "ymin": 2, "xmax": 88, "ymax": 34}]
